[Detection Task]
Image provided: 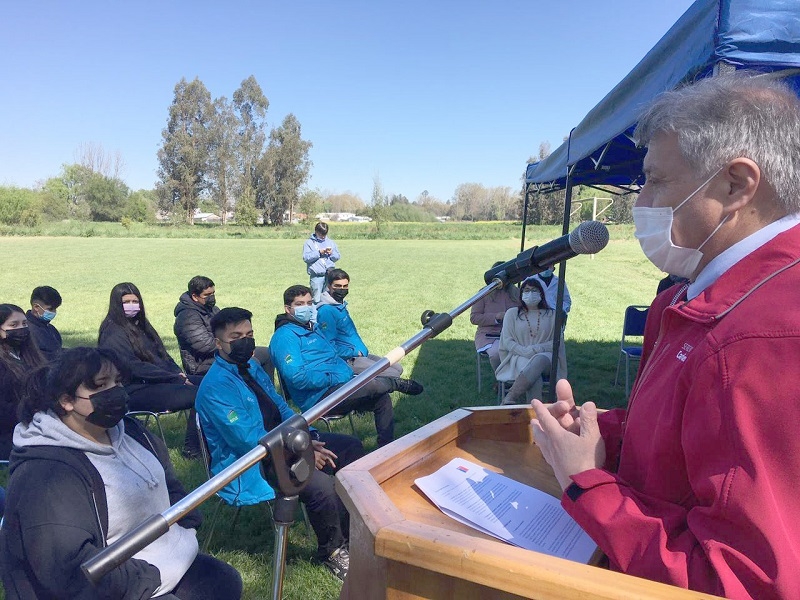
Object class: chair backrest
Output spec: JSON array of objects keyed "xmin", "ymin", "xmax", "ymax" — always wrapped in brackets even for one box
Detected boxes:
[
  {"xmin": 621, "ymin": 305, "xmax": 649, "ymax": 348},
  {"xmin": 195, "ymin": 413, "xmax": 213, "ymax": 481}
]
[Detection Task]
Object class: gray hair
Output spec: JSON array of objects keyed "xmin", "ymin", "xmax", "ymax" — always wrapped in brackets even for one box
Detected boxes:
[{"xmin": 634, "ymin": 72, "xmax": 800, "ymax": 213}]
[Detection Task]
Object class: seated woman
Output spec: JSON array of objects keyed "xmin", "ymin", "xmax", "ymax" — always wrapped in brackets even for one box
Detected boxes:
[
  {"xmin": 0, "ymin": 304, "xmax": 46, "ymax": 459},
  {"xmin": 495, "ymin": 276, "xmax": 567, "ymax": 405},
  {"xmin": 0, "ymin": 347, "xmax": 242, "ymax": 599},
  {"xmin": 98, "ymin": 282, "xmax": 200, "ymax": 458}
]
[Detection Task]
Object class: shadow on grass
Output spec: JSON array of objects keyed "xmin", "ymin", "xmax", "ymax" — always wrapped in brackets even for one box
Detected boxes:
[{"xmin": 396, "ymin": 337, "xmax": 635, "ymax": 440}]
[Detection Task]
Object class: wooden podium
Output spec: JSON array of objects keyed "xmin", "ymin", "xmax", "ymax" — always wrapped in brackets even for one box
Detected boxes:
[{"xmin": 335, "ymin": 406, "xmax": 721, "ymax": 600}]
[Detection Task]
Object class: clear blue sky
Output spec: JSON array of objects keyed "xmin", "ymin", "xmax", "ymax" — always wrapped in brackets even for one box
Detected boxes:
[{"xmin": 0, "ymin": 0, "xmax": 696, "ymax": 203}]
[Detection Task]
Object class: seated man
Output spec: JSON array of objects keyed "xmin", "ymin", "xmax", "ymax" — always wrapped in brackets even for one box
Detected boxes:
[
  {"xmin": 174, "ymin": 275, "xmax": 220, "ymax": 375},
  {"xmin": 196, "ymin": 307, "xmax": 364, "ymax": 580},
  {"xmin": 316, "ymin": 268, "xmax": 401, "ymax": 377},
  {"xmin": 271, "ymin": 285, "xmax": 422, "ymax": 447},
  {"xmin": 470, "ymin": 266, "xmax": 519, "ymax": 371},
  {"xmin": 531, "ymin": 73, "xmax": 800, "ymax": 598},
  {"xmin": 26, "ymin": 286, "xmax": 63, "ymax": 362},
  {"xmin": 174, "ymin": 275, "xmax": 273, "ymax": 378}
]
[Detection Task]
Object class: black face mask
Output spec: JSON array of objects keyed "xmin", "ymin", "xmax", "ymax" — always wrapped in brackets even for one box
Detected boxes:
[
  {"xmin": 204, "ymin": 295, "xmax": 216, "ymax": 309},
  {"xmin": 226, "ymin": 336, "xmax": 255, "ymax": 365},
  {"xmin": 84, "ymin": 386, "xmax": 129, "ymax": 429},
  {"xmin": 3, "ymin": 327, "xmax": 30, "ymax": 349},
  {"xmin": 331, "ymin": 289, "xmax": 349, "ymax": 303}
]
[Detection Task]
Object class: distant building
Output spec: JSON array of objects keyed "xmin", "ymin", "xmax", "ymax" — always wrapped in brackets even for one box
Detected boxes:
[{"xmin": 315, "ymin": 212, "xmax": 371, "ymax": 222}]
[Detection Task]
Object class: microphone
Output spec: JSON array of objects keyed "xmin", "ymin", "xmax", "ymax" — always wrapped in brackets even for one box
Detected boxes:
[{"xmin": 484, "ymin": 220, "xmax": 609, "ymax": 285}]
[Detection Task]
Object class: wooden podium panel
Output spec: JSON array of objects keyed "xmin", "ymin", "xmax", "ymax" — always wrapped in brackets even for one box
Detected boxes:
[{"xmin": 336, "ymin": 406, "xmax": 721, "ymax": 600}]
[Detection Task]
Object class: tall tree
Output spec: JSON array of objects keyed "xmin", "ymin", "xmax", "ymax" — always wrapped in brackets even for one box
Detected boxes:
[
  {"xmin": 255, "ymin": 114, "xmax": 312, "ymax": 225},
  {"xmin": 157, "ymin": 77, "xmax": 213, "ymax": 224},
  {"xmin": 207, "ymin": 97, "xmax": 238, "ymax": 224},
  {"xmin": 232, "ymin": 76, "xmax": 269, "ymax": 209}
]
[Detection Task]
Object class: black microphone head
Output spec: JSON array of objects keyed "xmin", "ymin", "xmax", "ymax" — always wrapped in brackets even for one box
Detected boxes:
[{"xmin": 569, "ymin": 221, "xmax": 609, "ymax": 255}]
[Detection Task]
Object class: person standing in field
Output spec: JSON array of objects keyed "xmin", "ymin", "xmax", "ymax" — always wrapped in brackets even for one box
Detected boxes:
[{"xmin": 303, "ymin": 222, "xmax": 340, "ymax": 303}]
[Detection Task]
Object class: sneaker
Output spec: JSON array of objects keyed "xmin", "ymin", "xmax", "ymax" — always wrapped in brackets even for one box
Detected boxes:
[
  {"xmin": 323, "ymin": 546, "xmax": 349, "ymax": 581},
  {"xmin": 394, "ymin": 378, "xmax": 424, "ymax": 396}
]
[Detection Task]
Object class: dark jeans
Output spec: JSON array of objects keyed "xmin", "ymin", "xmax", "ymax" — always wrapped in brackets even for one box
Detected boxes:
[
  {"xmin": 159, "ymin": 553, "xmax": 242, "ymax": 600},
  {"xmin": 323, "ymin": 377, "xmax": 396, "ymax": 446},
  {"xmin": 300, "ymin": 432, "xmax": 364, "ymax": 559},
  {"xmin": 125, "ymin": 379, "xmax": 201, "ymax": 452}
]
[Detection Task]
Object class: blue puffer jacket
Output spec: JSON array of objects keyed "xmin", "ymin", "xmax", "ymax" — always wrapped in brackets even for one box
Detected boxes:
[
  {"xmin": 316, "ymin": 294, "xmax": 369, "ymax": 361},
  {"xmin": 270, "ymin": 315, "xmax": 352, "ymax": 412},
  {"xmin": 195, "ymin": 355, "xmax": 297, "ymax": 506}
]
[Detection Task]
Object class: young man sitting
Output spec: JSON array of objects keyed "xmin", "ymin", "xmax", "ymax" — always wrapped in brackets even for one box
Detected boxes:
[
  {"xmin": 26, "ymin": 286, "xmax": 63, "ymax": 362},
  {"xmin": 316, "ymin": 268, "xmax": 402, "ymax": 377},
  {"xmin": 196, "ymin": 307, "xmax": 364, "ymax": 580},
  {"xmin": 270, "ymin": 285, "xmax": 422, "ymax": 447}
]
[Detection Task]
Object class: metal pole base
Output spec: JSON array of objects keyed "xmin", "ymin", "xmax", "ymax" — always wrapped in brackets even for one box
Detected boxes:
[{"xmin": 271, "ymin": 495, "xmax": 300, "ymax": 600}]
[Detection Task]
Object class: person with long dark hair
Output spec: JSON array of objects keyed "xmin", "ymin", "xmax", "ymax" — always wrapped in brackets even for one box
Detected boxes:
[
  {"xmin": 0, "ymin": 347, "xmax": 242, "ymax": 599},
  {"xmin": 98, "ymin": 283, "xmax": 201, "ymax": 458},
  {"xmin": 0, "ymin": 304, "xmax": 46, "ymax": 459},
  {"xmin": 495, "ymin": 277, "xmax": 567, "ymax": 405}
]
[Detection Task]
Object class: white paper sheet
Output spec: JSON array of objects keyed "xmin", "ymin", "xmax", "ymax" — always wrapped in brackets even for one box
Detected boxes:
[{"xmin": 415, "ymin": 458, "xmax": 597, "ymax": 564}]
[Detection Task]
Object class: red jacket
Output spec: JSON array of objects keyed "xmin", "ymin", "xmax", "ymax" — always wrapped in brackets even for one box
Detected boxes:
[{"xmin": 563, "ymin": 223, "xmax": 800, "ymax": 599}]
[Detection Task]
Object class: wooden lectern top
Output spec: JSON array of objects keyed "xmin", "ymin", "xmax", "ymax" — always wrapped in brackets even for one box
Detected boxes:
[{"xmin": 336, "ymin": 406, "xmax": 721, "ymax": 600}]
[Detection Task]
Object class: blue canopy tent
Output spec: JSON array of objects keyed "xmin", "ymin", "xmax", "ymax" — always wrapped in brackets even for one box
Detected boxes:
[{"xmin": 522, "ymin": 0, "xmax": 800, "ymax": 396}]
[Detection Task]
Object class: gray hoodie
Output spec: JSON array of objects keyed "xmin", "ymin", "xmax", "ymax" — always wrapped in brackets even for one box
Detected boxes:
[{"xmin": 14, "ymin": 412, "xmax": 198, "ymax": 597}]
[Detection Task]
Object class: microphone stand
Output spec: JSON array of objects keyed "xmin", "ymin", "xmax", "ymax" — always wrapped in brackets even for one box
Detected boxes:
[{"xmin": 82, "ymin": 273, "xmax": 541, "ymax": 599}]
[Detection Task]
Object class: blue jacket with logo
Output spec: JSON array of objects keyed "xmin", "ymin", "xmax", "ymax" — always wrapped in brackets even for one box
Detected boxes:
[
  {"xmin": 316, "ymin": 294, "xmax": 369, "ymax": 361},
  {"xmin": 195, "ymin": 354, "xmax": 297, "ymax": 506},
  {"xmin": 270, "ymin": 315, "xmax": 352, "ymax": 412}
]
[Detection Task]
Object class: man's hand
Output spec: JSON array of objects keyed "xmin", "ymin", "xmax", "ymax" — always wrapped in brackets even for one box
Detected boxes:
[
  {"xmin": 312, "ymin": 440, "xmax": 337, "ymax": 470},
  {"xmin": 531, "ymin": 394, "xmax": 605, "ymax": 491}
]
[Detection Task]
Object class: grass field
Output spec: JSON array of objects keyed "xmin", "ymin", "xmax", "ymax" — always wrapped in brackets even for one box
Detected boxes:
[{"xmin": 0, "ymin": 226, "xmax": 662, "ymax": 599}]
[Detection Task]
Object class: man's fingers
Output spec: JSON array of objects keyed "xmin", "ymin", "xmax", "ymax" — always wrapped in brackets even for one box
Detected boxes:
[
  {"xmin": 579, "ymin": 402, "xmax": 599, "ymax": 439},
  {"xmin": 555, "ymin": 379, "xmax": 575, "ymax": 408},
  {"xmin": 531, "ymin": 400, "xmax": 562, "ymax": 435}
]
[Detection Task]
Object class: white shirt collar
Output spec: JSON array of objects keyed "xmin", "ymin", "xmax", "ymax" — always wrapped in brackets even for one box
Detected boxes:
[{"xmin": 687, "ymin": 212, "xmax": 800, "ymax": 300}]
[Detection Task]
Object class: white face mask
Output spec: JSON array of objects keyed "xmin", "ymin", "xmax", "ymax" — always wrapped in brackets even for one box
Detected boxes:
[
  {"xmin": 633, "ymin": 167, "xmax": 728, "ymax": 279},
  {"xmin": 522, "ymin": 291, "xmax": 541, "ymax": 306}
]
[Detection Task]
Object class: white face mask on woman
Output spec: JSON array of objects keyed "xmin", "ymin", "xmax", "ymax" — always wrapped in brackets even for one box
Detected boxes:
[
  {"xmin": 632, "ymin": 166, "xmax": 728, "ymax": 279},
  {"xmin": 522, "ymin": 291, "xmax": 541, "ymax": 306}
]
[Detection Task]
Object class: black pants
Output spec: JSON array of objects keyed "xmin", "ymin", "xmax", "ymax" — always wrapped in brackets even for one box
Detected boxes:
[
  {"xmin": 323, "ymin": 377, "xmax": 395, "ymax": 446},
  {"xmin": 300, "ymin": 432, "xmax": 364, "ymax": 559},
  {"xmin": 125, "ymin": 379, "xmax": 201, "ymax": 452},
  {"xmin": 159, "ymin": 553, "xmax": 242, "ymax": 599}
]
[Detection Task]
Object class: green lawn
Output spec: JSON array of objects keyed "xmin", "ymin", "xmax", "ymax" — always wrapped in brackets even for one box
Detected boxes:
[{"xmin": 0, "ymin": 227, "xmax": 662, "ymax": 599}]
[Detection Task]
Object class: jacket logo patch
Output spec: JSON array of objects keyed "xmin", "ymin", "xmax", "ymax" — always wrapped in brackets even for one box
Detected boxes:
[
  {"xmin": 676, "ymin": 342, "xmax": 694, "ymax": 363},
  {"xmin": 227, "ymin": 410, "xmax": 239, "ymax": 423},
  {"xmin": 284, "ymin": 354, "xmax": 293, "ymax": 364}
]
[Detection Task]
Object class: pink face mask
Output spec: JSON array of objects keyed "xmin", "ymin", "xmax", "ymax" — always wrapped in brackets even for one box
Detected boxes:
[{"xmin": 123, "ymin": 302, "xmax": 141, "ymax": 318}]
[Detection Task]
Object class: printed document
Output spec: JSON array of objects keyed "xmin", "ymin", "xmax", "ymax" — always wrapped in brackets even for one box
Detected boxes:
[{"xmin": 415, "ymin": 458, "xmax": 597, "ymax": 563}]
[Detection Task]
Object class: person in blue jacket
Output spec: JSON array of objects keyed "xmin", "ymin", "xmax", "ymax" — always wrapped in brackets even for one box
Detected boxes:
[
  {"xmin": 195, "ymin": 307, "xmax": 363, "ymax": 581},
  {"xmin": 270, "ymin": 285, "xmax": 422, "ymax": 448},
  {"xmin": 302, "ymin": 222, "xmax": 340, "ymax": 303},
  {"xmin": 316, "ymin": 268, "xmax": 402, "ymax": 377}
]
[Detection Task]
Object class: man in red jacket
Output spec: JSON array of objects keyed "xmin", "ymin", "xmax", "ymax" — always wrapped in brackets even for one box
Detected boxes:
[{"xmin": 530, "ymin": 72, "xmax": 800, "ymax": 599}]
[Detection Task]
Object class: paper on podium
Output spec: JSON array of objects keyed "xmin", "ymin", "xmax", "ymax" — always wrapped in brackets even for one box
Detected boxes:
[{"xmin": 415, "ymin": 458, "xmax": 597, "ymax": 564}]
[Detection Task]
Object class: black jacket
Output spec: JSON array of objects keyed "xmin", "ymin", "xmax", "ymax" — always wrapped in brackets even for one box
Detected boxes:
[
  {"xmin": 173, "ymin": 293, "xmax": 219, "ymax": 375},
  {"xmin": 0, "ymin": 417, "xmax": 202, "ymax": 599},
  {"xmin": 0, "ymin": 359, "xmax": 23, "ymax": 459},
  {"xmin": 98, "ymin": 320, "xmax": 183, "ymax": 385},
  {"xmin": 25, "ymin": 311, "xmax": 62, "ymax": 362}
]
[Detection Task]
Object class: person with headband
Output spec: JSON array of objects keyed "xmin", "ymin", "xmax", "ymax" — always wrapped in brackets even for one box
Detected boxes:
[{"xmin": 0, "ymin": 347, "xmax": 242, "ymax": 599}]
